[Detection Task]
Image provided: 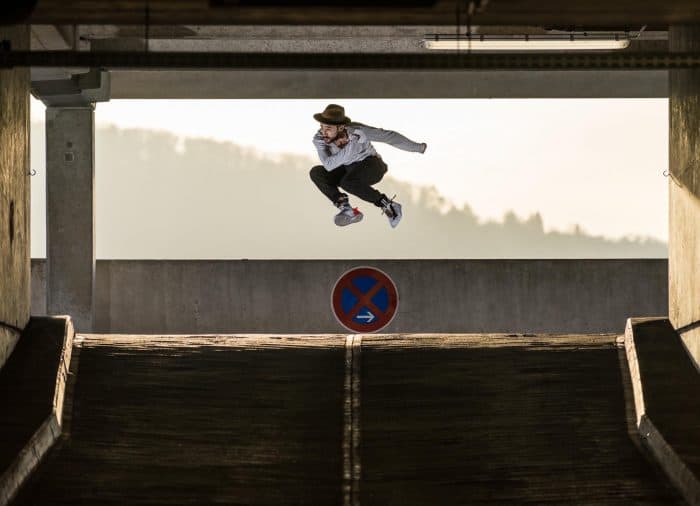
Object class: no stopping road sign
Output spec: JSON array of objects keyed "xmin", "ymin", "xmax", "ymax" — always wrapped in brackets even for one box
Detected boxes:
[{"xmin": 331, "ymin": 266, "xmax": 399, "ymax": 333}]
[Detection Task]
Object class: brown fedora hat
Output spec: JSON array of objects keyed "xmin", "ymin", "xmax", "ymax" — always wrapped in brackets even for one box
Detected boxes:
[{"xmin": 313, "ymin": 104, "xmax": 351, "ymax": 125}]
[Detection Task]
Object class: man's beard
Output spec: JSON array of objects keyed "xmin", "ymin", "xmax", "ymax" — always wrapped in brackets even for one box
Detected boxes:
[{"xmin": 325, "ymin": 129, "xmax": 346, "ymax": 143}]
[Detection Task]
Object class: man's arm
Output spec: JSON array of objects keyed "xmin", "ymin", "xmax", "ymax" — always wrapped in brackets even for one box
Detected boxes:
[
  {"xmin": 352, "ymin": 123, "xmax": 426, "ymax": 153},
  {"xmin": 312, "ymin": 131, "xmax": 366, "ymax": 171}
]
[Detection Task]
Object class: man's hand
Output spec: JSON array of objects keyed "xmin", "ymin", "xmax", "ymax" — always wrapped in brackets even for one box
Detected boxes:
[
  {"xmin": 420, "ymin": 142, "xmax": 427, "ymax": 153},
  {"xmin": 333, "ymin": 130, "xmax": 350, "ymax": 148}
]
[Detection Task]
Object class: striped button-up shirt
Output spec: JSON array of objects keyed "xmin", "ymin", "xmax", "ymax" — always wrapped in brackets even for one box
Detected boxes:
[{"xmin": 312, "ymin": 122, "xmax": 424, "ymax": 171}]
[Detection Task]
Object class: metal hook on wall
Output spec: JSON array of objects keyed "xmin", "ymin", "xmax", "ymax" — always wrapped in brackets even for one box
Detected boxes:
[{"xmin": 663, "ymin": 169, "xmax": 683, "ymax": 188}]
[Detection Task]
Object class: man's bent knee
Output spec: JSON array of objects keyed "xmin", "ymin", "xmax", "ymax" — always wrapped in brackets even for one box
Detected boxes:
[{"xmin": 309, "ymin": 165, "xmax": 326, "ymax": 181}]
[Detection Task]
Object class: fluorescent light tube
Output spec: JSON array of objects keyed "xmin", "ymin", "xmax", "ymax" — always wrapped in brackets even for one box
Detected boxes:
[{"xmin": 422, "ymin": 37, "xmax": 631, "ymax": 51}]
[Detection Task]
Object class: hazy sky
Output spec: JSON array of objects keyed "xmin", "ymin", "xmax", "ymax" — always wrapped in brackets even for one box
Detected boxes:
[{"xmin": 30, "ymin": 97, "xmax": 669, "ymax": 252}]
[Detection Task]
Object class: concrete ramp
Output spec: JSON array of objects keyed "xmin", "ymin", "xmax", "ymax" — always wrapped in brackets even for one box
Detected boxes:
[{"xmin": 11, "ymin": 334, "xmax": 681, "ymax": 505}]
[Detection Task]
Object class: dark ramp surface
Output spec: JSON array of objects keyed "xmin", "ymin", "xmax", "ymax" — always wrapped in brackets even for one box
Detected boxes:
[
  {"xmin": 0, "ymin": 318, "xmax": 66, "ymax": 475},
  {"xmin": 12, "ymin": 333, "xmax": 682, "ymax": 505},
  {"xmin": 13, "ymin": 335, "xmax": 346, "ymax": 506},
  {"xmin": 633, "ymin": 319, "xmax": 700, "ymax": 483},
  {"xmin": 360, "ymin": 335, "xmax": 682, "ymax": 505}
]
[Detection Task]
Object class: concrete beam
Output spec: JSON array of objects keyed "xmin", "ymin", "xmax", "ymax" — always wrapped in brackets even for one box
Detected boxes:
[
  {"xmin": 31, "ymin": 68, "xmax": 110, "ymax": 107},
  {"xmin": 45, "ymin": 107, "xmax": 95, "ymax": 332},
  {"xmin": 30, "ymin": 25, "xmax": 71, "ymax": 51},
  {"xmin": 7, "ymin": 50, "xmax": 697, "ymax": 71},
  {"xmin": 110, "ymin": 69, "xmax": 668, "ymax": 99}
]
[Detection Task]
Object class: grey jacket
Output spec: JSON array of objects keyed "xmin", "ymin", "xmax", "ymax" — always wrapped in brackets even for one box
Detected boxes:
[{"xmin": 312, "ymin": 122, "xmax": 424, "ymax": 171}]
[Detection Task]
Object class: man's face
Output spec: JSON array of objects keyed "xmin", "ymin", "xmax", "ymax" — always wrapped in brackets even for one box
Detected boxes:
[{"xmin": 319, "ymin": 123, "xmax": 344, "ymax": 143}]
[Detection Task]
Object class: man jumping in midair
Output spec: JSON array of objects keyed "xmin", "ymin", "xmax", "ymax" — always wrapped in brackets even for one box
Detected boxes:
[{"xmin": 310, "ymin": 104, "xmax": 427, "ymax": 228}]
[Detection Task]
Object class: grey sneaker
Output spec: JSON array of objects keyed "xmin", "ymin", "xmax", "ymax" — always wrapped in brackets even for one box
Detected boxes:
[
  {"xmin": 379, "ymin": 195, "xmax": 402, "ymax": 228},
  {"xmin": 334, "ymin": 205, "xmax": 364, "ymax": 226}
]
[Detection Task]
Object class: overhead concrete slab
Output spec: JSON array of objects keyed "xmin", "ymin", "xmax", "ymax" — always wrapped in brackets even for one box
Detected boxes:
[
  {"xmin": 79, "ymin": 24, "xmax": 668, "ymax": 54},
  {"xmin": 24, "ymin": 0, "xmax": 700, "ymax": 27},
  {"xmin": 108, "ymin": 68, "xmax": 668, "ymax": 99}
]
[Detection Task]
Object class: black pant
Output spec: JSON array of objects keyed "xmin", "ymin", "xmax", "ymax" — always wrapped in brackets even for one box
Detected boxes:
[{"xmin": 309, "ymin": 156, "xmax": 388, "ymax": 206}]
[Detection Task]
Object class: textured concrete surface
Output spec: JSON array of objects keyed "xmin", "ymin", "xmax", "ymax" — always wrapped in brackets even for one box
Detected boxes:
[
  {"xmin": 12, "ymin": 333, "xmax": 681, "ymax": 505},
  {"xmin": 111, "ymin": 69, "xmax": 668, "ymax": 99},
  {"xmin": 45, "ymin": 107, "xmax": 95, "ymax": 333},
  {"xmin": 682, "ymin": 326, "xmax": 700, "ymax": 373},
  {"xmin": 0, "ymin": 25, "xmax": 30, "ymax": 370},
  {"xmin": 37, "ymin": 23, "xmax": 668, "ymax": 99},
  {"xmin": 30, "ymin": 259, "xmax": 668, "ymax": 334},
  {"xmin": 359, "ymin": 334, "xmax": 681, "ymax": 505},
  {"xmin": 0, "ymin": 317, "xmax": 73, "ymax": 506},
  {"xmin": 24, "ymin": 0, "xmax": 700, "ymax": 26},
  {"xmin": 669, "ymin": 25, "xmax": 700, "ymax": 368},
  {"xmin": 625, "ymin": 318, "xmax": 700, "ymax": 505},
  {"xmin": 13, "ymin": 334, "xmax": 346, "ymax": 506},
  {"xmin": 82, "ymin": 24, "xmax": 668, "ymax": 54},
  {"xmin": 32, "ymin": 69, "xmax": 110, "ymax": 107}
]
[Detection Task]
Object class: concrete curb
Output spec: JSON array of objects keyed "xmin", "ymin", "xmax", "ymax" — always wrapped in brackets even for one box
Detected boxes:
[
  {"xmin": 625, "ymin": 317, "xmax": 700, "ymax": 506},
  {"xmin": 0, "ymin": 316, "xmax": 74, "ymax": 506}
]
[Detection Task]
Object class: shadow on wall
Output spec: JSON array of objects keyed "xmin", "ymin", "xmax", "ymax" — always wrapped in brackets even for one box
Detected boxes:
[{"xmin": 31, "ymin": 123, "xmax": 668, "ymax": 259}]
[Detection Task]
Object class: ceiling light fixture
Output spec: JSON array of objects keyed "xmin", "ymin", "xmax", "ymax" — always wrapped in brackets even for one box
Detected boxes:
[{"xmin": 422, "ymin": 33, "xmax": 632, "ymax": 51}]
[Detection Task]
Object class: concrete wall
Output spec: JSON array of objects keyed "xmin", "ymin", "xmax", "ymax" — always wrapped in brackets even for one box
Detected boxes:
[
  {"xmin": 669, "ymin": 26, "xmax": 700, "ymax": 369},
  {"xmin": 0, "ymin": 25, "xmax": 30, "ymax": 369},
  {"xmin": 32, "ymin": 259, "xmax": 667, "ymax": 334}
]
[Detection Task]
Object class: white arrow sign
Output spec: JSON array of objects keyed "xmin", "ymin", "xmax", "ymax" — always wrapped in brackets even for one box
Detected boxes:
[{"xmin": 355, "ymin": 311, "xmax": 375, "ymax": 323}]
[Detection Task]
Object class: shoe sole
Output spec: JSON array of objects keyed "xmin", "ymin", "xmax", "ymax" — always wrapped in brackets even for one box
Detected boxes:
[{"xmin": 335, "ymin": 213, "xmax": 364, "ymax": 227}]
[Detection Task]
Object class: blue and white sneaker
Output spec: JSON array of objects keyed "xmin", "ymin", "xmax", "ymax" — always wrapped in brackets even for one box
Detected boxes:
[{"xmin": 379, "ymin": 195, "xmax": 402, "ymax": 228}]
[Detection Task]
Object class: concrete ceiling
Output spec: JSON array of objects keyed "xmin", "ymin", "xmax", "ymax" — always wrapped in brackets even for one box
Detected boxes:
[
  {"xmin": 23, "ymin": 1, "xmax": 684, "ymax": 100},
  {"xmin": 26, "ymin": 23, "xmax": 671, "ymax": 100},
  {"xmin": 25, "ymin": 0, "xmax": 700, "ymax": 28},
  {"xmin": 30, "ymin": 23, "xmax": 669, "ymax": 55},
  {"xmin": 76, "ymin": 24, "xmax": 668, "ymax": 54}
]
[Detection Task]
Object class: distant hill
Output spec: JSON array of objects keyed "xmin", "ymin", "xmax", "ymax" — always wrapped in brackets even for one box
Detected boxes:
[{"xmin": 31, "ymin": 123, "xmax": 667, "ymax": 259}]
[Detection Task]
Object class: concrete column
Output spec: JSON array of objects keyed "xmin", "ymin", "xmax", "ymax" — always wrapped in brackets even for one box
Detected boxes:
[
  {"xmin": 46, "ymin": 106, "xmax": 95, "ymax": 332},
  {"xmin": 669, "ymin": 26, "xmax": 700, "ymax": 369},
  {"xmin": 0, "ymin": 25, "xmax": 31, "ymax": 370}
]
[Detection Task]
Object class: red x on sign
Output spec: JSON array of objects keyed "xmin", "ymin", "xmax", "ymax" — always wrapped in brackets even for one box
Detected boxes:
[{"xmin": 331, "ymin": 267, "xmax": 399, "ymax": 333}]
